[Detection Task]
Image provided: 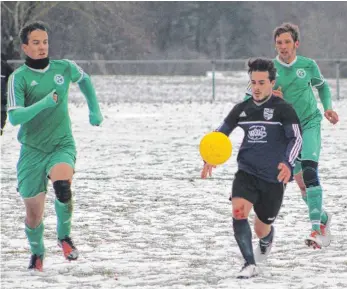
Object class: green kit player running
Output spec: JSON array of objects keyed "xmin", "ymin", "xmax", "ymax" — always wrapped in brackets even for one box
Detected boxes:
[
  {"xmin": 7, "ymin": 21, "xmax": 103, "ymax": 271},
  {"xmin": 245, "ymin": 23, "xmax": 339, "ymax": 249}
]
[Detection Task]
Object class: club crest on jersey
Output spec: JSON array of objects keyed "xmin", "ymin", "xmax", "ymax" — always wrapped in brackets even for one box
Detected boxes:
[
  {"xmin": 263, "ymin": 108, "xmax": 274, "ymax": 120},
  {"xmin": 296, "ymin": 69, "xmax": 306, "ymax": 78},
  {"xmin": 54, "ymin": 74, "xmax": 64, "ymax": 85}
]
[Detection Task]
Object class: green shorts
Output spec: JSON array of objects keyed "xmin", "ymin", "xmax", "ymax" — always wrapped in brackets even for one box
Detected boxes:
[
  {"xmin": 293, "ymin": 114, "xmax": 322, "ymax": 175},
  {"xmin": 17, "ymin": 143, "xmax": 76, "ymax": 199}
]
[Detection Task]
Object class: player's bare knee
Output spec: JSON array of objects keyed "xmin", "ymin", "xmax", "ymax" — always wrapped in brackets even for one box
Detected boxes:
[
  {"xmin": 25, "ymin": 207, "xmax": 44, "ymax": 224},
  {"xmin": 232, "ymin": 206, "xmax": 247, "ymax": 219},
  {"xmin": 302, "ymin": 160, "xmax": 319, "ymax": 188},
  {"xmin": 53, "ymin": 180, "xmax": 72, "ymax": 203},
  {"xmin": 25, "ymin": 215, "xmax": 43, "ymax": 228}
]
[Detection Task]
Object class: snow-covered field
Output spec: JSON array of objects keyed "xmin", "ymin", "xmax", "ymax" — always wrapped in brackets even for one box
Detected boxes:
[{"xmin": 1, "ymin": 75, "xmax": 347, "ymax": 288}]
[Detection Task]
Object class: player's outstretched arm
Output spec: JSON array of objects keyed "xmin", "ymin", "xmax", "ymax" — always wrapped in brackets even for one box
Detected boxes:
[
  {"xmin": 8, "ymin": 90, "xmax": 57, "ymax": 126},
  {"xmin": 200, "ymin": 123, "xmax": 231, "ymax": 179},
  {"xmin": 78, "ymin": 74, "xmax": 103, "ymax": 126},
  {"xmin": 201, "ymin": 103, "xmax": 240, "ymax": 179}
]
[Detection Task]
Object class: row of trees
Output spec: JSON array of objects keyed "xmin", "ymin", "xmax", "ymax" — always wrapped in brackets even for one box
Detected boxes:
[{"xmin": 2, "ymin": 2, "xmax": 347, "ymax": 75}]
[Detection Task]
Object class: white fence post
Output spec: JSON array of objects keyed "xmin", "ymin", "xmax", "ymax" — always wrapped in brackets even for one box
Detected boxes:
[{"xmin": 336, "ymin": 61, "xmax": 340, "ymax": 100}]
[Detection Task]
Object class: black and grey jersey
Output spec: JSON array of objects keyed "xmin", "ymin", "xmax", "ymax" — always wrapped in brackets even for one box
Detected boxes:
[
  {"xmin": 1, "ymin": 58, "xmax": 13, "ymax": 111},
  {"xmin": 217, "ymin": 95, "xmax": 302, "ymax": 183}
]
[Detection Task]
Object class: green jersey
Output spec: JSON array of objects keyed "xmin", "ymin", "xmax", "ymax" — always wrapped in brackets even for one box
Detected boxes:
[
  {"xmin": 7, "ymin": 59, "xmax": 84, "ymax": 152},
  {"xmin": 245, "ymin": 55, "xmax": 332, "ymax": 126}
]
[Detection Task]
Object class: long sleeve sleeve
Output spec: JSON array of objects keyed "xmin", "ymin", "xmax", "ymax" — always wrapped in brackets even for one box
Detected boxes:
[
  {"xmin": 215, "ymin": 103, "xmax": 242, "ymax": 136},
  {"xmin": 65, "ymin": 59, "xmax": 103, "ymax": 126},
  {"xmin": 281, "ymin": 104, "xmax": 302, "ymax": 169},
  {"xmin": 311, "ymin": 60, "xmax": 332, "ymax": 111},
  {"xmin": 317, "ymin": 82, "xmax": 332, "ymax": 111},
  {"xmin": 8, "ymin": 91, "xmax": 57, "ymax": 126},
  {"xmin": 78, "ymin": 74, "xmax": 101, "ymax": 114},
  {"xmin": 78, "ymin": 74, "xmax": 103, "ymax": 126},
  {"xmin": 282, "ymin": 123, "xmax": 302, "ymax": 169}
]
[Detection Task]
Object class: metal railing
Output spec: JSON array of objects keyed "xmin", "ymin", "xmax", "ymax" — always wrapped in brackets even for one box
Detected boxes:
[{"xmin": 7, "ymin": 59, "xmax": 346, "ymax": 101}]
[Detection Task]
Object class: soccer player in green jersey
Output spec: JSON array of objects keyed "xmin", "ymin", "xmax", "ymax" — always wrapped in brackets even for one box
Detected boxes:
[
  {"xmin": 7, "ymin": 21, "xmax": 103, "ymax": 271},
  {"xmin": 245, "ymin": 23, "xmax": 339, "ymax": 249}
]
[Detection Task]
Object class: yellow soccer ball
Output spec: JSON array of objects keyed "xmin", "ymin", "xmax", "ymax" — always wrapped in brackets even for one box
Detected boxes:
[{"xmin": 199, "ymin": 131, "xmax": 232, "ymax": 166}]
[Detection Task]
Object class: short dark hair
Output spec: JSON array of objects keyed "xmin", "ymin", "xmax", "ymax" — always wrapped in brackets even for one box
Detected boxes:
[
  {"xmin": 248, "ymin": 58, "xmax": 276, "ymax": 82},
  {"xmin": 19, "ymin": 21, "xmax": 49, "ymax": 44},
  {"xmin": 273, "ymin": 22, "xmax": 300, "ymax": 42}
]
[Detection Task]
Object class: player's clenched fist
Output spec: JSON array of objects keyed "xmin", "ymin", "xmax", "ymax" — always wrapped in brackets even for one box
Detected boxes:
[
  {"xmin": 277, "ymin": 162, "xmax": 291, "ymax": 184},
  {"xmin": 44, "ymin": 90, "xmax": 58, "ymax": 108},
  {"xmin": 89, "ymin": 111, "xmax": 103, "ymax": 126}
]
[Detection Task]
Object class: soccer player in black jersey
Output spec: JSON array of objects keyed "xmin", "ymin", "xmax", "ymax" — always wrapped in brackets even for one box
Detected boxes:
[{"xmin": 201, "ymin": 58, "xmax": 302, "ymax": 278}]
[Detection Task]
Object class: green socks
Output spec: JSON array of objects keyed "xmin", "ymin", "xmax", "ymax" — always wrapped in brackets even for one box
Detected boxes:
[
  {"xmin": 25, "ymin": 199, "xmax": 73, "ymax": 256},
  {"xmin": 320, "ymin": 209, "xmax": 328, "ymax": 225},
  {"xmin": 302, "ymin": 189, "xmax": 328, "ymax": 227},
  {"xmin": 25, "ymin": 222, "xmax": 45, "ymax": 256},
  {"xmin": 305, "ymin": 186, "xmax": 324, "ymax": 232},
  {"xmin": 54, "ymin": 199, "xmax": 73, "ymax": 239}
]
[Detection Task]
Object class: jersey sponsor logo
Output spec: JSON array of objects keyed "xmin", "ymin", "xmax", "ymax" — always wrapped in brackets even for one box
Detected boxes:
[
  {"xmin": 30, "ymin": 80, "xmax": 38, "ymax": 86},
  {"xmin": 247, "ymin": 125, "xmax": 267, "ymax": 142},
  {"xmin": 239, "ymin": 111, "xmax": 247, "ymax": 117},
  {"xmin": 267, "ymin": 216, "xmax": 276, "ymax": 221},
  {"xmin": 263, "ymin": 108, "xmax": 274, "ymax": 120},
  {"xmin": 296, "ymin": 68, "xmax": 306, "ymax": 78},
  {"xmin": 54, "ymin": 74, "xmax": 65, "ymax": 85}
]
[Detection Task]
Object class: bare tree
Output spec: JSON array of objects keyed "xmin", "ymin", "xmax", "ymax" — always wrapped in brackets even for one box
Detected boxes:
[
  {"xmin": 1, "ymin": 2, "xmax": 61, "ymax": 58},
  {"xmin": 2, "ymin": 1, "xmax": 347, "ymax": 73}
]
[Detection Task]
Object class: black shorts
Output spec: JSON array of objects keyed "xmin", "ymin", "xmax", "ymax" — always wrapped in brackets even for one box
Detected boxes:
[
  {"xmin": 1, "ymin": 110, "xmax": 7, "ymax": 135},
  {"xmin": 230, "ymin": 170, "xmax": 285, "ymax": 224}
]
